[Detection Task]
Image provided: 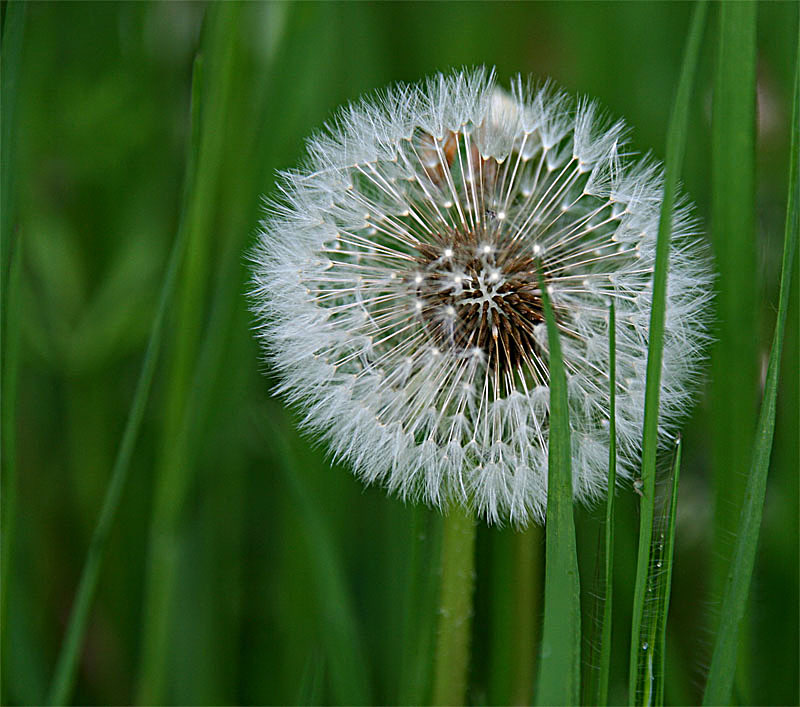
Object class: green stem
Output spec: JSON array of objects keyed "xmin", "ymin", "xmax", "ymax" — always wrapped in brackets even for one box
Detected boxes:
[
  {"xmin": 510, "ymin": 525, "xmax": 543, "ymax": 706},
  {"xmin": 432, "ymin": 505, "xmax": 477, "ymax": 706}
]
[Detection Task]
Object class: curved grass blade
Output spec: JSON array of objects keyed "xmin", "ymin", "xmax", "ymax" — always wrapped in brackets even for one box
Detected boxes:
[
  {"xmin": 534, "ymin": 271, "xmax": 581, "ymax": 707},
  {"xmin": 45, "ymin": 53, "xmax": 206, "ymax": 707},
  {"xmin": 703, "ymin": 19, "xmax": 800, "ymax": 706},
  {"xmin": 628, "ymin": 3, "xmax": 707, "ymax": 703}
]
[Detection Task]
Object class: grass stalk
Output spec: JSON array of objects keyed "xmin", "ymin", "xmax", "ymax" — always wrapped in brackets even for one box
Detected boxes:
[
  {"xmin": 596, "ymin": 300, "xmax": 617, "ymax": 707},
  {"xmin": 1, "ymin": 4, "xmax": 26, "ymax": 702},
  {"xmin": 534, "ymin": 271, "xmax": 581, "ymax": 707},
  {"xmin": 627, "ymin": 3, "xmax": 706, "ymax": 703},
  {"xmin": 703, "ymin": 19, "xmax": 800, "ymax": 705},
  {"xmin": 432, "ymin": 504, "xmax": 477, "ymax": 707},
  {"xmin": 655, "ymin": 439, "xmax": 682, "ymax": 707},
  {"xmin": 709, "ymin": 0, "xmax": 759, "ymax": 614},
  {"xmin": 708, "ymin": 4, "xmax": 758, "ymax": 697},
  {"xmin": 0, "ymin": 2, "xmax": 26, "ymax": 676},
  {"xmin": 0, "ymin": 238, "xmax": 22, "ymax": 700}
]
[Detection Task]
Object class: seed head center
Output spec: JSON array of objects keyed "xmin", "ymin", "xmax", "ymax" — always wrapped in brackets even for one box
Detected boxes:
[{"xmin": 413, "ymin": 234, "xmax": 546, "ymax": 375}]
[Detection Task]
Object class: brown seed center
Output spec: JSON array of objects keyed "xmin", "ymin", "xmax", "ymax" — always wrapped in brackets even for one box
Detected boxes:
[{"xmin": 412, "ymin": 230, "xmax": 546, "ymax": 377}]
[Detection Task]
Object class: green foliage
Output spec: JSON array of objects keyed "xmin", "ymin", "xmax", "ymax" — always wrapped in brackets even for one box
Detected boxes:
[{"xmin": 2, "ymin": 3, "xmax": 797, "ymax": 705}]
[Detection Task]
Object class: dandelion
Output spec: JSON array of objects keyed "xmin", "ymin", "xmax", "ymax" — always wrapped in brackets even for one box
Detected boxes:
[{"xmin": 250, "ymin": 68, "xmax": 713, "ymax": 526}]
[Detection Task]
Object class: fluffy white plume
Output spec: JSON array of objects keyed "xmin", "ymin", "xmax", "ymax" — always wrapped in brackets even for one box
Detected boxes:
[{"xmin": 250, "ymin": 69, "xmax": 713, "ymax": 526}]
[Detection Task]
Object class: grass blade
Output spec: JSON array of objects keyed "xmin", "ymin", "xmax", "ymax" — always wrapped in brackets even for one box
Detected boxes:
[
  {"xmin": 44, "ymin": 53, "xmax": 206, "ymax": 707},
  {"xmin": 534, "ymin": 271, "xmax": 581, "ymax": 707},
  {"xmin": 628, "ymin": 3, "xmax": 707, "ymax": 703},
  {"xmin": 634, "ymin": 438, "xmax": 683, "ymax": 707},
  {"xmin": 595, "ymin": 300, "xmax": 618, "ymax": 707},
  {"xmin": 0, "ymin": 5, "xmax": 26, "ymax": 699},
  {"xmin": 703, "ymin": 19, "xmax": 800, "ymax": 706},
  {"xmin": 654, "ymin": 439, "xmax": 681, "ymax": 707},
  {"xmin": 710, "ymin": 1, "xmax": 759, "ymax": 623}
]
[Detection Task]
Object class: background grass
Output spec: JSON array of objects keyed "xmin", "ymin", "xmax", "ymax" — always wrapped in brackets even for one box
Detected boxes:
[{"xmin": 1, "ymin": 1, "xmax": 797, "ymax": 705}]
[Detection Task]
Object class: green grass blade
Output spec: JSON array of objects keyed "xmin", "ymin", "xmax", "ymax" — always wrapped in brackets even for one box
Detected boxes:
[
  {"xmin": 628, "ymin": 3, "xmax": 707, "ymax": 703},
  {"xmin": 0, "ymin": 0, "xmax": 25, "ymax": 273},
  {"xmin": 654, "ymin": 439, "xmax": 682, "ymax": 707},
  {"xmin": 703, "ymin": 19, "xmax": 800, "ymax": 706},
  {"xmin": 44, "ymin": 53, "xmax": 206, "ymax": 707},
  {"xmin": 710, "ymin": 2, "xmax": 759, "ymax": 626},
  {"xmin": 634, "ymin": 438, "xmax": 683, "ymax": 707},
  {"xmin": 0, "ymin": 237, "xmax": 22, "ymax": 702},
  {"xmin": 595, "ymin": 300, "xmax": 618, "ymax": 707},
  {"xmin": 432, "ymin": 505, "xmax": 477, "ymax": 706},
  {"xmin": 0, "ymin": 5, "xmax": 26, "ymax": 699},
  {"xmin": 534, "ymin": 271, "xmax": 581, "ymax": 707}
]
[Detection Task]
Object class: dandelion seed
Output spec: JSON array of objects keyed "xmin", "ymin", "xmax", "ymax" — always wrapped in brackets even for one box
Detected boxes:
[{"xmin": 250, "ymin": 69, "xmax": 713, "ymax": 525}]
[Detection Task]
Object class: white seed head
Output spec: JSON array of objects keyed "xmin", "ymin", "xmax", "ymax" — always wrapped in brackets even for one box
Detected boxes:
[{"xmin": 250, "ymin": 69, "xmax": 713, "ymax": 526}]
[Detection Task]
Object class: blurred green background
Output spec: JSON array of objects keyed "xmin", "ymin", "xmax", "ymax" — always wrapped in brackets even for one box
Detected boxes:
[{"xmin": 2, "ymin": 1, "xmax": 797, "ymax": 705}]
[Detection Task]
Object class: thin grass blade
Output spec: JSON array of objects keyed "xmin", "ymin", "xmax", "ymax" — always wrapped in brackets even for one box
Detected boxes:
[
  {"xmin": 654, "ymin": 439, "xmax": 682, "ymax": 707},
  {"xmin": 0, "ymin": 6, "xmax": 26, "ymax": 698},
  {"xmin": 534, "ymin": 271, "xmax": 581, "ymax": 707},
  {"xmin": 593, "ymin": 300, "xmax": 618, "ymax": 707},
  {"xmin": 628, "ymin": 4, "xmax": 706, "ymax": 704},
  {"xmin": 703, "ymin": 19, "xmax": 800, "ymax": 706},
  {"xmin": 633, "ymin": 438, "xmax": 683, "ymax": 706}
]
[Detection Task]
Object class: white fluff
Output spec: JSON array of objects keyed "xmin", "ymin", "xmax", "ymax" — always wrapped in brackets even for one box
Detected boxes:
[{"xmin": 250, "ymin": 69, "xmax": 714, "ymax": 526}]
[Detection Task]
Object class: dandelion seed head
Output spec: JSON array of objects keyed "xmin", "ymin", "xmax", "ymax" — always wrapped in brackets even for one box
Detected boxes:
[{"xmin": 250, "ymin": 68, "xmax": 713, "ymax": 526}]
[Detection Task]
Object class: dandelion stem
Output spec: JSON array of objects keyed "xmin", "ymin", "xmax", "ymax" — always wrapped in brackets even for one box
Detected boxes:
[
  {"xmin": 432, "ymin": 504, "xmax": 476, "ymax": 706},
  {"xmin": 510, "ymin": 525, "xmax": 543, "ymax": 705}
]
